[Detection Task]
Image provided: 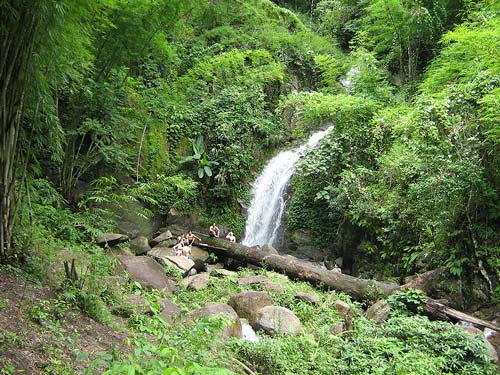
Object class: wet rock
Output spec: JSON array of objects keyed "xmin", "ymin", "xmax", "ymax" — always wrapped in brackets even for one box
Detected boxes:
[
  {"xmin": 254, "ymin": 306, "xmax": 302, "ymax": 336},
  {"xmin": 228, "ymin": 291, "xmax": 274, "ymax": 324}
]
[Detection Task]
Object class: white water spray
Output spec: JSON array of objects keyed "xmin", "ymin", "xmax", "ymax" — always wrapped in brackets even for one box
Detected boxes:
[{"xmin": 242, "ymin": 127, "xmax": 333, "ymax": 247}]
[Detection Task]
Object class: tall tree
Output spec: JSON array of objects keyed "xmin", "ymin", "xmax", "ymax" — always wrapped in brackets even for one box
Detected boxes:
[{"xmin": 1, "ymin": 1, "xmax": 44, "ymax": 256}]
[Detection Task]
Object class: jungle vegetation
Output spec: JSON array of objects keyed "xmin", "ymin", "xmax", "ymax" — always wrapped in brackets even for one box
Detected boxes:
[{"xmin": 0, "ymin": 0, "xmax": 499, "ymax": 372}]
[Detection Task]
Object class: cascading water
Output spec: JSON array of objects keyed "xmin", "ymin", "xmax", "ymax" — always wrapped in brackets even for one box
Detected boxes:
[{"xmin": 242, "ymin": 127, "xmax": 333, "ymax": 247}]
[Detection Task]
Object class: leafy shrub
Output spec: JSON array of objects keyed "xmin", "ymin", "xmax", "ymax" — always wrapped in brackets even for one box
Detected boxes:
[{"xmin": 387, "ymin": 288, "xmax": 427, "ymax": 316}]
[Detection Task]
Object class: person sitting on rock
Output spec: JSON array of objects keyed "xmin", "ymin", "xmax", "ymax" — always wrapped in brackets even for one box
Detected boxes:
[
  {"xmin": 226, "ymin": 231, "xmax": 236, "ymax": 243},
  {"xmin": 186, "ymin": 231, "xmax": 201, "ymax": 246},
  {"xmin": 209, "ymin": 223, "xmax": 220, "ymax": 238}
]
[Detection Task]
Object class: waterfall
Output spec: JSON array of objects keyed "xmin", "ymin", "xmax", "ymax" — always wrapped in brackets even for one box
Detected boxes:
[{"xmin": 242, "ymin": 127, "xmax": 333, "ymax": 247}]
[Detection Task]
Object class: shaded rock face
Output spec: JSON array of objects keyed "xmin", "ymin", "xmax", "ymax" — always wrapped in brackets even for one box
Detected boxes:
[
  {"xmin": 365, "ymin": 300, "xmax": 390, "ymax": 324},
  {"xmin": 150, "ymin": 231, "xmax": 173, "ymax": 247},
  {"xmin": 111, "ymin": 247, "xmax": 134, "ymax": 257},
  {"xmin": 283, "ymin": 229, "xmax": 325, "ymax": 262},
  {"xmin": 119, "ymin": 256, "xmax": 176, "ymax": 293},
  {"xmin": 190, "ymin": 303, "xmax": 242, "ymax": 339},
  {"xmin": 261, "ymin": 244, "xmax": 279, "ymax": 255},
  {"xmin": 254, "ymin": 306, "xmax": 302, "ymax": 336},
  {"xmin": 228, "ymin": 291, "xmax": 274, "ymax": 324},
  {"xmin": 96, "ymin": 233, "xmax": 128, "ymax": 248},
  {"xmin": 130, "ymin": 236, "xmax": 151, "ymax": 255}
]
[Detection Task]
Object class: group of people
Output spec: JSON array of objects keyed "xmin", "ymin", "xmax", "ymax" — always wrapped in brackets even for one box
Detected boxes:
[
  {"xmin": 173, "ymin": 231, "xmax": 200, "ymax": 258},
  {"xmin": 209, "ymin": 223, "xmax": 236, "ymax": 243},
  {"xmin": 173, "ymin": 225, "xmax": 237, "ymax": 259}
]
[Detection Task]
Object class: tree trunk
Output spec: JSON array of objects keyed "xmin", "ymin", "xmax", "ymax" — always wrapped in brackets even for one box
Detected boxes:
[
  {"xmin": 196, "ymin": 237, "xmax": 400, "ymax": 300},
  {"xmin": 196, "ymin": 238, "xmax": 500, "ymax": 332}
]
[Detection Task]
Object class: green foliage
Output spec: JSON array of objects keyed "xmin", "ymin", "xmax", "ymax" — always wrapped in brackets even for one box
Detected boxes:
[
  {"xmin": 130, "ymin": 174, "xmax": 199, "ymax": 215},
  {"xmin": 387, "ymin": 288, "xmax": 427, "ymax": 316},
  {"xmin": 181, "ymin": 136, "xmax": 220, "ymax": 179}
]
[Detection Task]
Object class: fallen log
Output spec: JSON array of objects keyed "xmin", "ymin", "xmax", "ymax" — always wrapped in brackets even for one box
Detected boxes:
[
  {"xmin": 423, "ymin": 298, "xmax": 500, "ymax": 332},
  {"xmin": 196, "ymin": 238, "xmax": 399, "ymax": 301},
  {"xmin": 196, "ymin": 237, "xmax": 500, "ymax": 332}
]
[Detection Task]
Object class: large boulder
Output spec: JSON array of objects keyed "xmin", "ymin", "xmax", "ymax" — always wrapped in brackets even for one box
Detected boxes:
[
  {"xmin": 254, "ymin": 306, "xmax": 302, "ymax": 336},
  {"xmin": 148, "ymin": 247, "xmax": 175, "ymax": 259},
  {"xmin": 130, "ymin": 236, "xmax": 151, "ymax": 255},
  {"xmin": 190, "ymin": 246, "xmax": 210, "ymax": 262},
  {"xmin": 111, "ymin": 247, "xmax": 134, "ymax": 257},
  {"xmin": 96, "ymin": 233, "xmax": 128, "ymax": 248},
  {"xmin": 189, "ymin": 303, "xmax": 242, "ymax": 338},
  {"xmin": 459, "ymin": 325, "xmax": 499, "ymax": 364},
  {"xmin": 283, "ymin": 229, "xmax": 325, "ymax": 262},
  {"xmin": 164, "ymin": 256, "xmax": 195, "ymax": 272},
  {"xmin": 184, "ymin": 273, "xmax": 210, "ymax": 290},
  {"xmin": 119, "ymin": 256, "xmax": 176, "ymax": 293},
  {"xmin": 228, "ymin": 291, "xmax": 274, "ymax": 324},
  {"xmin": 150, "ymin": 230, "xmax": 173, "ymax": 247},
  {"xmin": 365, "ymin": 300, "xmax": 391, "ymax": 324},
  {"xmin": 485, "ymin": 328, "xmax": 500, "ymax": 365}
]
